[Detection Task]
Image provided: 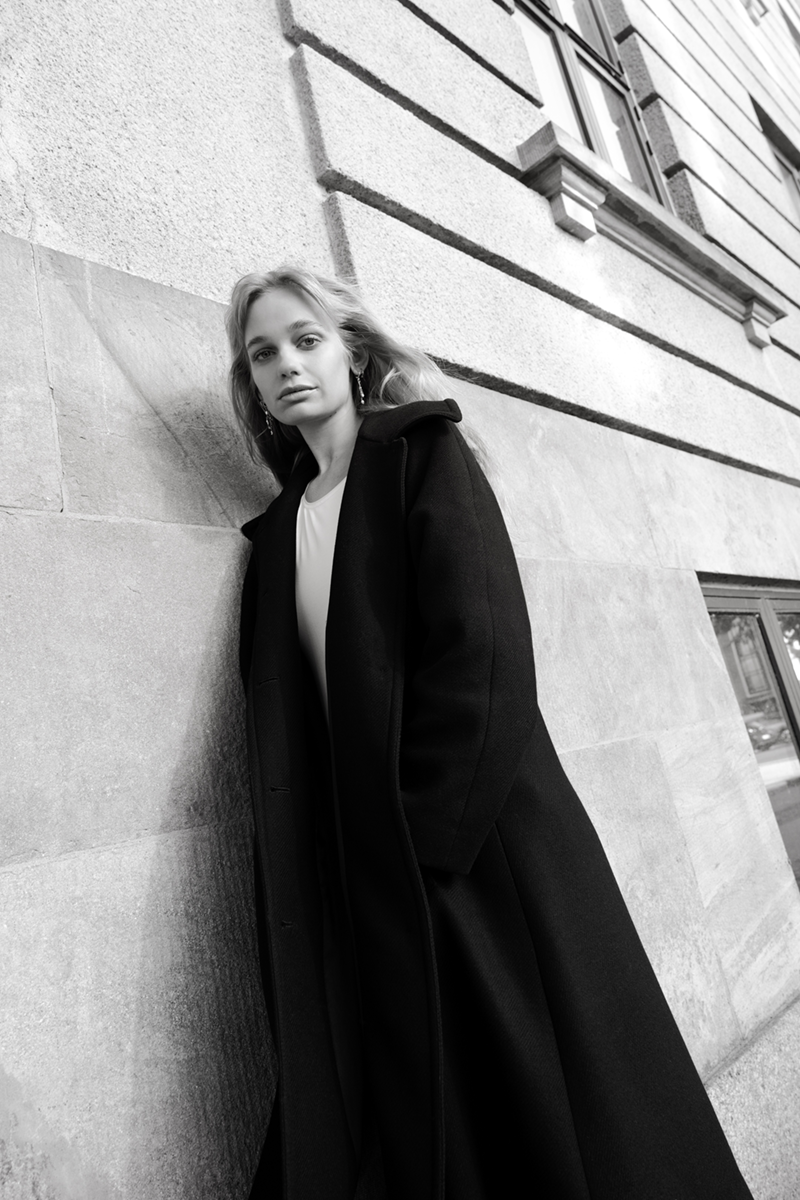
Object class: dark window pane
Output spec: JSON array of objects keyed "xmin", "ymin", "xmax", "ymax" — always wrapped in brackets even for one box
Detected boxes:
[
  {"xmin": 775, "ymin": 153, "xmax": 800, "ymax": 222},
  {"xmin": 578, "ymin": 63, "xmax": 652, "ymax": 192},
  {"xmin": 514, "ymin": 11, "xmax": 586, "ymax": 143},
  {"xmin": 557, "ymin": 0, "xmax": 607, "ymax": 56},
  {"xmin": 711, "ymin": 612, "xmax": 800, "ymax": 885},
  {"xmin": 777, "ymin": 613, "xmax": 800, "ymax": 684}
]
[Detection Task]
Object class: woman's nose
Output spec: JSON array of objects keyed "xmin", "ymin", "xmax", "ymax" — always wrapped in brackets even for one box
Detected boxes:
[{"xmin": 277, "ymin": 347, "xmax": 300, "ymax": 375}]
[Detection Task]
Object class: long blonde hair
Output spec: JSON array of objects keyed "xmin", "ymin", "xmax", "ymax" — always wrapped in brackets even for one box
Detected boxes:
[{"xmin": 225, "ymin": 266, "xmax": 451, "ymax": 485}]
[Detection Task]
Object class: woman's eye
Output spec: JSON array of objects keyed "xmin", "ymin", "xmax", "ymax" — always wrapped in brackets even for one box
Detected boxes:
[
  {"xmin": 253, "ymin": 347, "xmax": 274, "ymax": 361},
  {"xmin": 299, "ymin": 335, "xmax": 320, "ymax": 348}
]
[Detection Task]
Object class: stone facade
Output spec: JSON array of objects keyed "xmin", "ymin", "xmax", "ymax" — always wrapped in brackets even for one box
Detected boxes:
[{"xmin": 2, "ymin": 0, "xmax": 800, "ymax": 1196}]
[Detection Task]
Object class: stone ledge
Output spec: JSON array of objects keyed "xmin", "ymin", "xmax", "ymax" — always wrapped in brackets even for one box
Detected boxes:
[{"xmin": 518, "ymin": 121, "xmax": 786, "ymax": 348}]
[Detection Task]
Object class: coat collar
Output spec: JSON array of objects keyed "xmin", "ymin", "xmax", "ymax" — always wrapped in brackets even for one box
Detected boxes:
[{"xmin": 240, "ymin": 398, "xmax": 461, "ymax": 540}]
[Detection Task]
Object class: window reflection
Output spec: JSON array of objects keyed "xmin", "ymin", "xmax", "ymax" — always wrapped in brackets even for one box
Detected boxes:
[
  {"xmin": 711, "ymin": 612, "xmax": 800, "ymax": 883},
  {"xmin": 556, "ymin": 0, "xmax": 607, "ymax": 55},
  {"xmin": 578, "ymin": 65, "xmax": 650, "ymax": 190},
  {"xmin": 513, "ymin": 10, "xmax": 586, "ymax": 144}
]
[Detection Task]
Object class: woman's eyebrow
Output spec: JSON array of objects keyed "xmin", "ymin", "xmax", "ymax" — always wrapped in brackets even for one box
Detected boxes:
[{"xmin": 246, "ymin": 319, "xmax": 321, "ymax": 350}]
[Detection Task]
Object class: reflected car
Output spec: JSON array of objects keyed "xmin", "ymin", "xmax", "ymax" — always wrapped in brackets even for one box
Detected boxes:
[{"xmin": 745, "ymin": 713, "xmax": 790, "ymax": 751}]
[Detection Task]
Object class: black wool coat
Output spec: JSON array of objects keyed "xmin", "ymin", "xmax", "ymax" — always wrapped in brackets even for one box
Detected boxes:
[{"xmin": 239, "ymin": 399, "xmax": 753, "ymax": 1200}]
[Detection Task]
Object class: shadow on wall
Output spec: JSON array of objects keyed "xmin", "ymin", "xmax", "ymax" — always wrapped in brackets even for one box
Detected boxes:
[{"xmin": 123, "ymin": 559, "xmax": 275, "ymax": 1198}]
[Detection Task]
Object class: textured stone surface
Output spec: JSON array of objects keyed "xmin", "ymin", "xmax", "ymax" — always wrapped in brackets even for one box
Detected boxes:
[
  {"xmin": 559, "ymin": 735, "xmax": 741, "ymax": 1075},
  {"xmin": 0, "ymin": 233, "xmax": 61, "ymax": 510},
  {"xmin": 34, "ymin": 246, "xmax": 273, "ymax": 524},
  {"xmin": 515, "ymin": 557, "xmax": 734, "ymax": 752},
  {"xmin": 329, "ymin": 192, "xmax": 800, "ymax": 481},
  {"xmin": 301, "ymin": 47, "xmax": 790, "ymax": 399},
  {"xmin": 0, "ymin": 513, "xmax": 252, "ymax": 865},
  {"xmin": 394, "ymin": 0, "xmax": 539, "ymax": 98},
  {"xmin": 0, "ymin": 821, "xmax": 271, "ymax": 1199},
  {"xmin": 621, "ymin": 432, "xmax": 800, "ymax": 577},
  {"xmin": 448, "ymin": 377, "xmax": 661, "ymax": 567},
  {"xmin": 657, "ymin": 718, "xmax": 800, "ymax": 1033},
  {"xmin": 279, "ymin": 0, "xmax": 543, "ymax": 164},
  {"xmin": 709, "ymin": 996, "xmax": 800, "ymax": 1200},
  {"xmin": 0, "ymin": 0, "xmax": 333, "ymax": 300}
]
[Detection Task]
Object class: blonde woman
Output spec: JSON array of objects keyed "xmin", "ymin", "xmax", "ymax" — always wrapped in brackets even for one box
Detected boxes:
[{"xmin": 228, "ymin": 267, "xmax": 753, "ymax": 1200}]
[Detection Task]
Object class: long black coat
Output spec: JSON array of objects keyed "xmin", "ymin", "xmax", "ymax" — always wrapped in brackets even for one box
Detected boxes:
[{"xmin": 240, "ymin": 399, "xmax": 753, "ymax": 1200}]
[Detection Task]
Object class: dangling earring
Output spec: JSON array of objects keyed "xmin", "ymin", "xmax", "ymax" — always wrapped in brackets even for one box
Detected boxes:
[
  {"xmin": 356, "ymin": 372, "xmax": 365, "ymax": 406},
  {"xmin": 259, "ymin": 400, "xmax": 274, "ymax": 436}
]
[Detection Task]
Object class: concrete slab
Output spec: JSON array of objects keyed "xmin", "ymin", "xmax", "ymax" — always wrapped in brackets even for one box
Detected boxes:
[
  {"xmin": 515, "ymin": 556, "xmax": 734, "ymax": 751},
  {"xmin": 328, "ymin": 192, "xmax": 800, "ymax": 482},
  {"xmin": 0, "ymin": 821, "xmax": 271, "ymax": 1199},
  {"xmin": 34, "ymin": 246, "xmax": 274, "ymax": 525},
  {"xmin": 279, "ymin": 0, "xmax": 543, "ymax": 166},
  {"xmin": 0, "ymin": 513, "xmax": 252, "ymax": 866},
  {"xmin": 0, "ymin": 232, "xmax": 61, "ymax": 510},
  {"xmin": 559, "ymin": 734, "xmax": 742, "ymax": 1075}
]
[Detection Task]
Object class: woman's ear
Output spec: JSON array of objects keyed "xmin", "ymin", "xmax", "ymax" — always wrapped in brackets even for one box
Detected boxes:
[{"xmin": 350, "ymin": 349, "xmax": 369, "ymax": 375}]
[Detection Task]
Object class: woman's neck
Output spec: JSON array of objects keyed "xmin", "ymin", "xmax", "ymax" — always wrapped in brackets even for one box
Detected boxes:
[{"xmin": 302, "ymin": 405, "xmax": 362, "ymax": 502}]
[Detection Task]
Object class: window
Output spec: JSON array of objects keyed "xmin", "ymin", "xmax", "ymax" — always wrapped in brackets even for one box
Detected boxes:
[
  {"xmin": 752, "ymin": 99, "xmax": 800, "ymax": 225},
  {"xmin": 703, "ymin": 583, "xmax": 800, "ymax": 885},
  {"xmin": 513, "ymin": 0, "xmax": 668, "ymax": 203},
  {"xmin": 771, "ymin": 141, "xmax": 800, "ymax": 223}
]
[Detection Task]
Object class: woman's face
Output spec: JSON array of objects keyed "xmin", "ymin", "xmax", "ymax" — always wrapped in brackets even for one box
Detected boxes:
[{"xmin": 244, "ymin": 287, "xmax": 356, "ymax": 432}]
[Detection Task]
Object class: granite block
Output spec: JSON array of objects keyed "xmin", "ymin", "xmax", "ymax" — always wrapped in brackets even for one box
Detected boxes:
[
  {"xmin": 0, "ymin": 233, "xmax": 61, "ymax": 511},
  {"xmin": 559, "ymin": 735, "xmax": 741, "ymax": 1074},
  {"xmin": 34, "ymin": 246, "xmax": 273, "ymax": 525},
  {"xmin": 0, "ymin": 821, "xmax": 271, "ymax": 1199},
  {"xmin": 657, "ymin": 718, "xmax": 800, "ymax": 1033},
  {"xmin": 447, "ymin": 377, "xmax": 661, "ymax": 567},
  {"xmin": 0, "ymin": 513, "xmax": 253, "ymax": 865},
  {"xmin": 621, "ymin": 432, "xmax": 800, "ymax": 577},
  {"xmin": 515, "ymin": 556, "xmax": 734, "ymax": 751}
]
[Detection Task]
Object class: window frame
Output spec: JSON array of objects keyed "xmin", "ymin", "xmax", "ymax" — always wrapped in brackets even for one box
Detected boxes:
[
  {"xmin": 701, "ymin": 582, "xmax": 800, "ymax": 750},
  {"xmin": 514, "ymin": 0, "xmax": 671, "ymax": 205}
]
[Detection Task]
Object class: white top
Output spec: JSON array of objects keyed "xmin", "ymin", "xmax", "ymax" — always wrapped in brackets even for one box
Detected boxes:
[{"xmin": 295, "ymin": 476, "xmax": 347, "ymax": 716}]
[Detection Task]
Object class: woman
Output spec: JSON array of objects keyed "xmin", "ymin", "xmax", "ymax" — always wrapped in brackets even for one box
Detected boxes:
[{"xmin": 228, "ymin": 267, "xmax": 754, "ymax": 1200}]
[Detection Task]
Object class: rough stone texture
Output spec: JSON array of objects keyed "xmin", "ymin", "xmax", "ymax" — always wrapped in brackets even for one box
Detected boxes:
[
  {"xmin": 278, "ymin": 0, "xmax": 544, "ymax": 165},
  {"xmin": 0, "ymin": 514, "xmax": 252, "ymax": 865},
  {"xmin": 709, "ymin": 996, "xmax": 800, "ymax": 1200},
  {"xmin": 298, "ymin": 47, "xmax": 789, "ymax": 398},
  {"xmin": 0, "ymin": 232, "xmax": 61, "ymax": 510},
  {"xmin": 393, "ymin": 0, "xmax": 539, "ymax": 98},
  {"xmin": 328, "ymin": 192, "xmax": 800, "ymax": 481},
  {"xmin": 34, "ymin": 246, "xmax": 273, "ymax": 525},
  {"xmin": 0, "ymin": 822, "xmax": 272, "ymax": 1199},
  {"xmin": 0, "ymin": 0, "xmax": 333, "ymax": 300},
  {"xmin": 559, "ymin": 735, "xmax": 742, "ymax": 1075},
  {"xmin": 657, "ymin": 718, "xmax": 800, "ymax": 1034}
]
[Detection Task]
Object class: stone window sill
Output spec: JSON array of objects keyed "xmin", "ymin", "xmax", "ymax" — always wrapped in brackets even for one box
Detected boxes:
[{"xmin": 517, "ymin": 121, "xmax": 785, "ymax": 348}]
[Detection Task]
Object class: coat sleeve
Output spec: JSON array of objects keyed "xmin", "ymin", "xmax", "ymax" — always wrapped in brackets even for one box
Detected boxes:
[{"xmin": 399, "ymin": 419, "xmax": 539, "ymax": 875}]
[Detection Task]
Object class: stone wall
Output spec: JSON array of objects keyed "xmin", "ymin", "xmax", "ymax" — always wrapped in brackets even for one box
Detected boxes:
[{"xmin": 3, "ymin": 0, "xmax": 800, "ymax": 1195}]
